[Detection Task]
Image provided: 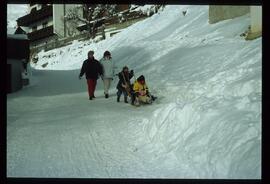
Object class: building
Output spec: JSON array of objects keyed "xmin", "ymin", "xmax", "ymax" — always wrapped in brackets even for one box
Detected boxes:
[
  {"xmin": 53, "ymin": 4, "xmax": 84, "ymax": 38},
  {"xmin": 14, "ymin": 26, "xmax": 29, "ymax": 34},
  {"xmin": 17, "ymin": 4, "xmax": 55, "ymax": 48},
  {"xmin": 247, "ymin": 6, "xmax": 262, "ymax": 40},
  {"xmin": 16, "ymin": 4, "xmax": 155, "ymax": 55},
  {"xmin": 17, "ymin": 4, "xmax": 131, "ymax": 46},
  {"xmin": 7, "ymin": 34, "xmax": 30, "ymax": 93},
  {"xmin": 208, "ymin": 5, "xmax": 262, "ymax": 40},
  {"xmin": 17, "ymin": 4, "xmax": 84, "ymax": 48}
]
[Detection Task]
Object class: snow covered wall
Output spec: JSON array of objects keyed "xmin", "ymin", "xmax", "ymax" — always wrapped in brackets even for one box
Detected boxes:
[{"xmin": 8, "ymin": 5, "xmax": 261, "ymax": 178}]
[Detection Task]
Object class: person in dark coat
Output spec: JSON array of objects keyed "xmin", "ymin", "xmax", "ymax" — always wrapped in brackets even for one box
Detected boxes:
[
  {"xmin": 79, "ymin": 50, "xmax": 103, "ymax": 100},
  {"xmin": 116, "ymin": 66, "xmax": 134, "ymax": 103}
]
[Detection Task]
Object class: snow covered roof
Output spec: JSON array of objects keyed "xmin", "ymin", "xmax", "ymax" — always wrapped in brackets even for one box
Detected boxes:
[{"xmin": 7, "ymin": 34, "xmax": 29, "ymax": 40}]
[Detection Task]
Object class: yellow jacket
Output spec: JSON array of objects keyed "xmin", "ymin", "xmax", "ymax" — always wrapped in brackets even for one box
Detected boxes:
[{"xmin": 133, "ymin": 80, "xmax": 149, "ymax": 95}]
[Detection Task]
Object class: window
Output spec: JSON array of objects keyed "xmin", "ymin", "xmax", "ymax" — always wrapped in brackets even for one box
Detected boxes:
[
  {"xmin": 32, "ymin": 26, "xmax": 37, "ymax": 32},
  {"xmin": 41, "ymin": 4, "xmax": 48, "ymax": 9},
  {"xmin": 42, "ymin": 22, "xmax": 48, "ymax": 28}
]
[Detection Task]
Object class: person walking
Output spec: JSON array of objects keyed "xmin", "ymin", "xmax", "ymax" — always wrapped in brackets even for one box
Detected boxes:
[
  {"xmin": 100, "ymin": 51, "xmax": 116, "ymax": 98},
  {"xmin": 79, "ymin": 50, "xmax": 103, "ymax": 100}
]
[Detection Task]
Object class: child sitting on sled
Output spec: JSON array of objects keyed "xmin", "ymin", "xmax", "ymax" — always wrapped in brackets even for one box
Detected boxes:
[{"xmin": 131, "ymin": 75, "xmax": 157, "ymax": 106}]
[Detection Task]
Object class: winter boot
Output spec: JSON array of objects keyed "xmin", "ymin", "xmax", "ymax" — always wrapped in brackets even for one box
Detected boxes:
[
  {"xmin": 89, "ymin": 96, "xmax": 93, "ymax": 100},
  {"xmin": 117, "ymin": 95, "xmax": 120, "ymax": 102},
  {"xmin": 105, "ymin": 94, "xmax": 109, "ymax": 98},
  {"xmin": 134, "ymin": 98, "xmax": 140, "ymax": 106},
  {"xmin": 131, "ymin": 95, "xmax": 135, "ymax": 105},
  {"xmin": 124, "ymin": 96, "xmax": 128, "ymax": 103}
]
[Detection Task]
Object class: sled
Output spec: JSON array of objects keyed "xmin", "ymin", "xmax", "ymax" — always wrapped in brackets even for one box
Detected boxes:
[{"xmin": 132, "ymin": 95, "xmax": 157, "ymax": 107}]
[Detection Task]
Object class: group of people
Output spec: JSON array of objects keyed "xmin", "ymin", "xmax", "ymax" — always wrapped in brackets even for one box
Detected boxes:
[{"xmin": 79, "ymin": 50, "xmax": 155, "ymax": 106}]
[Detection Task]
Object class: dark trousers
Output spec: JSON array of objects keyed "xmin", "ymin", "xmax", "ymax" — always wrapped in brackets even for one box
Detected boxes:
[
  {"xmin": 87, "ymin": 79, "xmax": 97, "ymax": 97},
  {"xmin": 117, "ymin": 89, "xmax": 128, "ymax": 98}
]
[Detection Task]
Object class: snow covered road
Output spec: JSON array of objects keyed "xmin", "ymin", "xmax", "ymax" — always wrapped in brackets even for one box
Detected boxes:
[{"xmin": 7, "ymin": 68, "xmax": 178, "ymax": 178}]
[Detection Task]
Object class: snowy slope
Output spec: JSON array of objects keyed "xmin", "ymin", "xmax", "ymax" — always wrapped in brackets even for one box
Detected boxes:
[{"xmin": 7, "ymin": 5, "xmax": 261, "ymax": 179}]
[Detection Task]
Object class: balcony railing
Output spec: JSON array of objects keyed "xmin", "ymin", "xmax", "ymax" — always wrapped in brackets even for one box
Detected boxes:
[
  {"xmin": 27, "ymin": 25, "xmax": 54, "ymax": 41},
  {"xmin": 17, "ymin": 5, "xmax": 53, "ymax": 26}
]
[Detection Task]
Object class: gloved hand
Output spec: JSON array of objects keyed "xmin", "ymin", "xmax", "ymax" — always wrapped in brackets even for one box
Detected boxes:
[
  {"xmin": 130, "ymin": 70, "xmax": 134, "ymax": 75},
  {"xmin": 79, "ymin": 76, "xmax": 82, "ymax": 80}
]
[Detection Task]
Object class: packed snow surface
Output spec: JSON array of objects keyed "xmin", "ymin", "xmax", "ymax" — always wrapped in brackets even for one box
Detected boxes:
[{"xmin": 7, "ymin": 5, "xmax": 261, "ymax": 178}]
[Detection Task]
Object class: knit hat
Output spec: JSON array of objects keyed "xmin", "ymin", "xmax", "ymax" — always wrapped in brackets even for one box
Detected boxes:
[
  {"xmin": 88, "ymin": 50, "xmax": 94, "ymax": 55},
  {"xmin": 137, "ymin": 75, "xmax": 145, "ymax": 82},
  {"xmin": 103, "ymin": 51, "xmax": 111, "ymax": 58},
  {"xmin": 88, "ymin": 51, "xmax": 94, "ymax": 59},
  {"xmin": 122, "ymin": 66, "xmax": 129, "ymax": 71}
]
